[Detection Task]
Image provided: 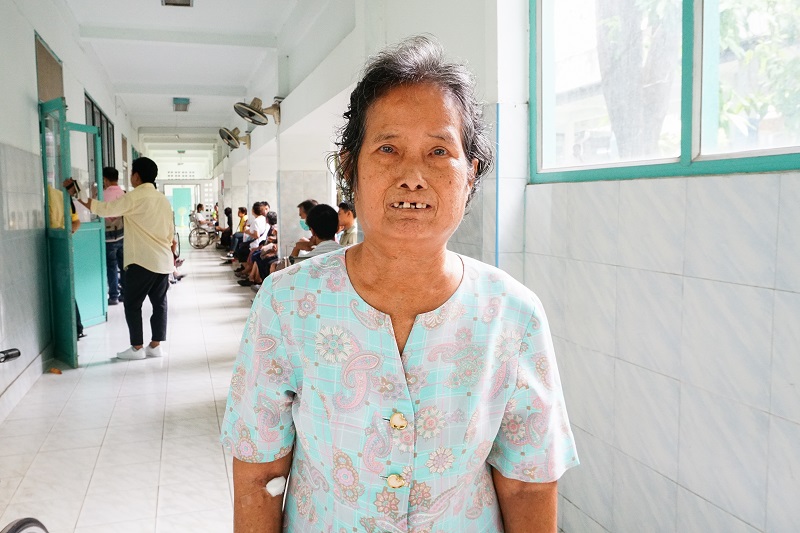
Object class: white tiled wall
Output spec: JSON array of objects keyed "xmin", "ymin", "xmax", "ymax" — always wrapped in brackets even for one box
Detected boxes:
[
  {"xmin": 0, "ymin": 144, "xmax": 53, "ymax": 418},
  {"xmin": 526, "ymin": 173, "xmax": 800, "ymax": 532}
]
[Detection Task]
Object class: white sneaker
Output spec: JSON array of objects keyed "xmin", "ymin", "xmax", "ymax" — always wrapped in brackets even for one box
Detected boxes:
[
  {"xmin": 117, "ymin": 346, "xmax": 146, "ymax": 360},
  {"xmin": 145, "ymin": 344, "xmax": 164, "ymax": 357}
]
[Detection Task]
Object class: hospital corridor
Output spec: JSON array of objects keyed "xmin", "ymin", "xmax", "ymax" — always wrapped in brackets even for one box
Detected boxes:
[
  {"xmin": 1, "ymin": 0, "xmax": 799, "ymax": 532},
  {"xmin": 0, "ymin": 247, "xmax": 245, "ymax": 532}
]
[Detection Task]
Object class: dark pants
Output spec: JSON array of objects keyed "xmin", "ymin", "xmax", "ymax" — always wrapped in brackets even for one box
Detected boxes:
[
  {"xmin": 106, "ymin": 239, "xmax": 124, "ymax": 300},
  {"xmin": 254, "ymin": 253, "xmax": 279, "ymax": 279},
  {"xmin": 235, "ymin": 241, "xmax": 254, "ymax": 263},
  {"xmin": 124, "ymin": 264, "xmax": 168, "ymax": 347},
  {"xmin": 220, "ymin": 228, "xmax": 232, "ymax": 247},
  {"xmin": 75, "ymin": 303, "xmax": 83, "ymax": 336}
]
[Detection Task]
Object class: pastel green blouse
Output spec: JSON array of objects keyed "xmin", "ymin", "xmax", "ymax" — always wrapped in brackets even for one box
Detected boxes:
[{"xmin": 221, "ymin": 249, "xmax": 579, "ymax": 532}]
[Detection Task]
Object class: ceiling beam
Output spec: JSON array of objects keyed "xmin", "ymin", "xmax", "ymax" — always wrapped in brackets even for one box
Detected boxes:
[
  {"xmin": 138, "ymin": 127, "xmax": 220, "ymax": 135},
  {"xmin": 143, "ymin": 143, "xmax": 218, "ymax": 151},
  {"xmin": 117, "ymin": 83, "xmax": 246, "ymax": 97},
  {"xmin": 80, "ymin": 25, "xmax": 277, "ymax": 48}
]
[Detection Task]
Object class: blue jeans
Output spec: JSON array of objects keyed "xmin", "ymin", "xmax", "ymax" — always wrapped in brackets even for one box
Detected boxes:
[
  {"xmin": 106, "ymin": 240, "xmax": 124, "ymax": 300},
  {"xmin": 230, "ymin": 231, "xmax": 245, "ymax": 252}
]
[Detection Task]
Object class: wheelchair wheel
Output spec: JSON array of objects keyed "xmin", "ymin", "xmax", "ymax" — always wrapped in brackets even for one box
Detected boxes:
[
  {"xmin": 189, "ymin": 228, "xmax": 210, "ymax": 249},
  {"xmin": 1, "ymin": 518, "xmax": 50, "ymax": 533}
]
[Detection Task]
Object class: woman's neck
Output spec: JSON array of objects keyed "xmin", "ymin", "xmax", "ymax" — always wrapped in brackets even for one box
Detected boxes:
[{"xmin": 346, "ymin": 240, "xmax": 462, "ymax": 311}]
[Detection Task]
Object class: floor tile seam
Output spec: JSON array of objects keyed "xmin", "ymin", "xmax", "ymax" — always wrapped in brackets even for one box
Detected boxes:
[
  {"xmin": 1, "ymin": 432, "xmax": 54, "ymax": 497},
  {"xmin": 154, "ymin": 503, "xmax": 233, "ymax": 523}
]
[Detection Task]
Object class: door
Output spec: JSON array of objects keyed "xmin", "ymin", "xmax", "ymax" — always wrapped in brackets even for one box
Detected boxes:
[
  {"xmin": 68, "ymin": 122, "xmax": 107, "ymax": 329},
  {"xmin": 39, "ymin": 98, "xmax": 105, "ymax": 368},
  {"xmin": 40, "ymin": 97, "xmax": 77, "ymax": 367},
  {"xmin": 171, "ymin": 187, "xmax": 193, "ymax": 230}
]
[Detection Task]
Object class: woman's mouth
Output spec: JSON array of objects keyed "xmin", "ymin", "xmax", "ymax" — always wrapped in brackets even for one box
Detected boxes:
[{"xmin": 390, "ymin": 202, "xmax": 430, "ymax": 209}]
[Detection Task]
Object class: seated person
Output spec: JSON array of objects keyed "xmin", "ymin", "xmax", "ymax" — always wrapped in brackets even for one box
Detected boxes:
[
  {"xmin": 216, "ymin": 207, "xmax": 233, "ymax": 247},
  {"xmin": 233, "ymin": 202, "xmax": 267, "ymax": 265},
  {"xmin": 224, "ymin": 206, "xmax": 249, "ymax": 258},
  {"xmin": 238, "ymin": 211, "xmax": 279, "ymax": 287},
  {"xmin": 54, "ymin": 180, "xmax": 85, "ymax": 338},
  {"xmin": 169, "ymin": 235, "xmax": 184, "ymax": 284},
  {"xmin": 194, "ymin": 203, "xmax": 214, "ymax": 231},
  {"xmin": 291, "ymin": 198, "xmax": 319, "ymax": 255},
  {"xmin": 271, "ymin": 204, "xmax": 342, "ymax": 275}
]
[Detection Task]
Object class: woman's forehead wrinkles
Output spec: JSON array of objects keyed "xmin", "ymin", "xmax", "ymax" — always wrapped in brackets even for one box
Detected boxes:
[{"xmin": 366, "ymin": 130, "xmax": 459, "ymax": 144}]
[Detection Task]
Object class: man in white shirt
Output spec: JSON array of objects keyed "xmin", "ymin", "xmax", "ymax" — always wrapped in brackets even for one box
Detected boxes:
[{"xmin": 70, "ymin": 157, "xmax": 174, "ymax": 360}]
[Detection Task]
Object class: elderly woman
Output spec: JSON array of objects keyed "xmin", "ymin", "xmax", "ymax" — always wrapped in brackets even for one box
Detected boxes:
[{"xmin": 221, "ymin": 35, "xmax": 578, "ymax": 532}]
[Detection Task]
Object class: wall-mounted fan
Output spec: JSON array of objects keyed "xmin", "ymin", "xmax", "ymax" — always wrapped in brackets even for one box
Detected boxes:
[
  {"xmin": 219, "ymin": 127, "xmax": 250, "ymax": 149},
  {"xmin": 234, "ymin": 97, "xmax": 282, "ymax": 126}
]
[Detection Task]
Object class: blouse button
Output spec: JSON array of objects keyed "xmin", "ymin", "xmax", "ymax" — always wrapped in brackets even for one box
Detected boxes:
[
  {"xmin": 389, "ymin": 412, "xmax": 408, "ymax": 430},
  {"xmin": 387, "ymin": 474, "xmax": 406, "ymax": 489}
]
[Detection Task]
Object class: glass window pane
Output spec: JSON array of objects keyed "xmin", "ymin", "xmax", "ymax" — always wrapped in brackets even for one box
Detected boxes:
[
  {"xmin": 702, "ymin": 0, "xmax": 800, "ymax": 155},
  {"xmin": 541, "ymin": 0, "xmax": 683, "ymax": 169},
  {"xmin": 107, "ymin": 122, "xmax": 115, "ymax": 167},
  {"xmin": 101, "ymin": 116, "xmax": 110, "ymax": 166},
  {"xmin": 84, "ymin": 96, "xmax": 92, "ymax": 125}
]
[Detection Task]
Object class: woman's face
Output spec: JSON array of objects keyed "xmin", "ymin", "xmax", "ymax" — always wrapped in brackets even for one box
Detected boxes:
[{"xmin": 354, "ymin": 83, "xmax": 477, "ymax": 249}]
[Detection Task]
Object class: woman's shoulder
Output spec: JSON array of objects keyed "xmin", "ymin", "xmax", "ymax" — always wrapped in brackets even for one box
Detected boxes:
[
  {"xmin": 265, "ymin": 248, "xmax": 348, "ymax": 296},
  {"xmin": 458, "ymin": 254, "xmax": 543, "ymax": 315}
]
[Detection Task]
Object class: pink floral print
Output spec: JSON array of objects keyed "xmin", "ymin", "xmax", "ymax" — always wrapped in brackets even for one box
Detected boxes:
[{"xmin": 221, "ymin": 249, "xmax": 578, "ymax": 532}]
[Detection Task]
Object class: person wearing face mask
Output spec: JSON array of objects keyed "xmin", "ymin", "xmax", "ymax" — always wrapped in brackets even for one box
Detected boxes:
[
  {"xmin": 297, "ymin": 199, "xmax": 317, "ymax": 231},
  {"xmin": 292, "ymin": 198, "xmax": 319, "ymax": 254}
]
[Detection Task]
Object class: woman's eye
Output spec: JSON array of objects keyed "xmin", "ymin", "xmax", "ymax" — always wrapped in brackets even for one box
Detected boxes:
[
  {"xmin": 432, "ymin": 148, "xmax": 447, "ymax": 156},
  {"xmin": 379, "ymin": 145, "xmax": 394, "ymax": 153}
]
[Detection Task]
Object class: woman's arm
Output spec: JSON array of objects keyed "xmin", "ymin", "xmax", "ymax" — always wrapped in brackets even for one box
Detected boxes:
[
  {"xmin": 492, "ymin": 468, "xmax": 558, "ymax": 533},
  {"xmin": 233, "ymin": 452, "xmax": 293, "ymax": 533}
]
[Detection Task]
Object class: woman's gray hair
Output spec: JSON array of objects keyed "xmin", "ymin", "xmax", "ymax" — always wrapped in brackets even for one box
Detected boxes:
[{"xmin": 330, "ymin": 35, "xmax": 493, "ymax": 208}]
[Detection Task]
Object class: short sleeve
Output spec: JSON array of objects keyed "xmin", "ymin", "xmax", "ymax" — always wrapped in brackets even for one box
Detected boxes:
[
  {"xmin": 220, "ymin": 287, "xmax": 298, "ymax": 463},
  {"xmin": 91, "ymin": 193, "xmax": 134, "ymax": 218},
  {"xmin": 487, "ymin": 299, "xmax": 579, "ymax": 482}
]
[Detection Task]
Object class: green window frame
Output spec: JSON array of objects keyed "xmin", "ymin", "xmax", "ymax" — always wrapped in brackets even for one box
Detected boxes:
[
  {"xmin": 530, "ymin": 0, "xmax": 800, "ymax": 184},
  {"xmin": 84, "ymin": 93, "xmax": 115, "ymax": 183}
]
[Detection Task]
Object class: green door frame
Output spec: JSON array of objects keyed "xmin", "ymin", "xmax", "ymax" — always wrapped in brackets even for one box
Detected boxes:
[
  {"xmin": 68, "ymin": 121, "xmax": 107, "ymax": 329},
  {"xmin": 39, "ymin": 97, "xmax": 104, "ymax": 368}
]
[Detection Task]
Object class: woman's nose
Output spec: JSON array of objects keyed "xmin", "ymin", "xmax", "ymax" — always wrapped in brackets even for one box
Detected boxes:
[{"xmin": 396, "ymin": 158, "xmax": 429, "ymax": 190}]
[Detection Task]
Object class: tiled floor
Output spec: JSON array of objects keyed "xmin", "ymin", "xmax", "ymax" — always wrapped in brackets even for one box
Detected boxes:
[{"xmin": 0, "ymin": 241, "xmax": 250, "ymax": 532}]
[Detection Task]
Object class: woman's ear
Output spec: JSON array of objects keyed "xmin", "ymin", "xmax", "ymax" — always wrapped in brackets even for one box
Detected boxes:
[{"xmin": 468, "ymin": 158, "xmax": 479, "ymax": 190}]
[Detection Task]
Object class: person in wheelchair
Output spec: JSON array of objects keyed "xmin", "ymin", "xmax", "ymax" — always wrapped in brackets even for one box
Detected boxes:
[
  {"xmin": 193, "ymin": 203, "xmax": 215, "ymax": 232},
  {"xmin": 189, "ymin": 203, "xmax": 221, "ymax": 248}
]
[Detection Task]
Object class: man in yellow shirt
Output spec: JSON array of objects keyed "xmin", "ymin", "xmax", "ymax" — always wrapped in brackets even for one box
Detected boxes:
[{"xmin": 67, "ymin": 157, "xmax": 174, "ymax": 360}]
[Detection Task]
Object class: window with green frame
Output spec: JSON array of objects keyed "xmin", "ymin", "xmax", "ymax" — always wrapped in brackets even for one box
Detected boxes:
[
  {"xmin": 84, "ymin": 93, "xmax": 115, "ymax": 183},
  {"xmin": 531, "ymin": 0, "xmax": 800, "ymax": 183}
]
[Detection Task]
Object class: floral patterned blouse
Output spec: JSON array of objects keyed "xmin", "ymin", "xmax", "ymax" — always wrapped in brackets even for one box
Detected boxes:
[{"xmin": 221, "ymin": 249, "xmax": 579, "ymax": 532}]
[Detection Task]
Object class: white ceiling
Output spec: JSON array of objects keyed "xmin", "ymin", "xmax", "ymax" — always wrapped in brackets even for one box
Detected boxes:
[
  {"xmin": 66, "ymin": 0, "xmax": 296, "ymax": 37},
  {"xmin": 63, "ymin": 0, "xmax": 326, "ymax": 176}
]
